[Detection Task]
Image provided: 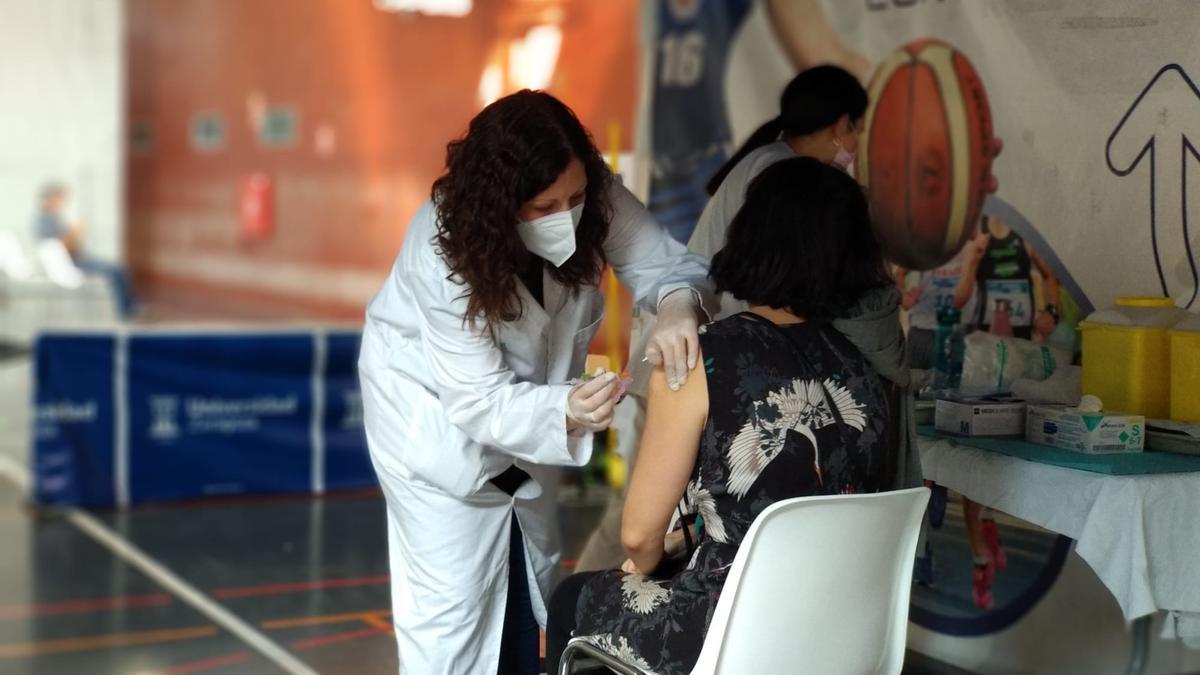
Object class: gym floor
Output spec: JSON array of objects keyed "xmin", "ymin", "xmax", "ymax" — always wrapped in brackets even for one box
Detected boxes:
[{"xmin": 0, "ymin": 351, "xmax": 972, "ymax": 675}]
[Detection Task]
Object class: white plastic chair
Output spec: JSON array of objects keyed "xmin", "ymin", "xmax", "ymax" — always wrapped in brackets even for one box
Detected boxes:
[
  {"xmin": 34, "ymin": 238, "xmax": 84, "ymax": 289},
  {"xmin": 559, "ymin": 487, "xmax": 931, "ymax": 675},
  {"xmin": 0, "ymin": 229, "xmax": 35, "ymax": 281},
  {"xmin": 0, "ymin": 235, "xmax": 118, "ymax": 345}
]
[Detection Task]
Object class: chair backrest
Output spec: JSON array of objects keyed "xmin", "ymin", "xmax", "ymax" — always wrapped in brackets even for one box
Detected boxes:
[
  {"xmin": 0, "ymin": 228, "xmax": 36, "ymax": 281},
  {"xmin": 691, "ymin": 487, "xmax": 930, "ymax": 675},
  {"xmin": 34, "ymin": 238, "xmax": 83, "ymax": 289}
]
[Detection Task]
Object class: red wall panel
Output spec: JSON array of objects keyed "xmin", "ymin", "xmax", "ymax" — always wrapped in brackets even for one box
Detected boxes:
[{"xmin": 126, "ymin": 0, "xmax": 640, "ymax": 321}]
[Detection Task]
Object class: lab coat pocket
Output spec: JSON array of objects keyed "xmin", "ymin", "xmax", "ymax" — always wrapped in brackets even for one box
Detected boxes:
[
  {"xmin": 569, "ymin": 295, "xmax": 606, "ymax": 378},
  {"xmin": 364, "ymin": 369, "xmax": 485, "ymax": 499}
]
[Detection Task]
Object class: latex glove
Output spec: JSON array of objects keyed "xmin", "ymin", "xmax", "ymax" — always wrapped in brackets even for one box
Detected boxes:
[
  {"xmin": 566, "ymin": 370, "xmax": 618, "ymax": 433},
  {"xmin": 645, "ymin": 290, "xmax": 702, "ymax": 391}
]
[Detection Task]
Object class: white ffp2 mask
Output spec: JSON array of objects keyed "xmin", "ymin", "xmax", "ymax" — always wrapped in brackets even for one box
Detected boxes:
[
  {"xmin": 833, "ymin": 138, "xmax": 856, "ymax": 174},
  {"xmin": 517, "ymin": 203, "xmax": 584, "ymax": 267}
]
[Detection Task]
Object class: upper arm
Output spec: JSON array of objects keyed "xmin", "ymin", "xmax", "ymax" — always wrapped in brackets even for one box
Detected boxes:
[
  {"xmin": 1028, "ymin": 246, "xmax": 1057, "ymax": 281},
  {"xmin": 953, "ymin": 268, "xmax": 978, "ymax": 307},
  {"xmin": 955, "ymin": 268, "xmax": 972, "ymax": 291},
  {"xmin": 604, "ymin": 182, "xmax": 714, "ymax": 310},
  {"xmin": 765, "ymin": 0, "xmax": 871, "ymax": 80},
  {"xmin": 687, "ymin": 197, "xmax": 726, "ymax": 259},
  {"xmin": 622, "ymin": 352, "xmax": 709, "ymax": 542}
]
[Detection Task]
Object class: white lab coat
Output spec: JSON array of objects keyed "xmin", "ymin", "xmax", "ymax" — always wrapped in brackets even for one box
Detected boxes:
[{"xmin": 358, "ymin": 181, "xmax": 712, "ymax": 674}]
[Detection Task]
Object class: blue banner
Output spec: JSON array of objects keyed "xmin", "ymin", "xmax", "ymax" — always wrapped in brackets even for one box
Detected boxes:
[
  {"xmin": 32, "ymin": 329, "xmax": 378, "ymax": 508},
  {"xmin": 323, "ymin": 331, "xmax": 374, "ymax": 491},
  {"xmin": 33, "ymin": 335, "xmax": 117, "ymax": 508},
  {"xmin": 126, "ymin": 334, "xmax": 316, "ymax": 503}
]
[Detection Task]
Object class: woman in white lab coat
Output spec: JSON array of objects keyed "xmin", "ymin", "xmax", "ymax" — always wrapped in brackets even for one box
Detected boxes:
[{"xmin": 358, "ymin": 90, "xmax": 712, "ymax": 674}]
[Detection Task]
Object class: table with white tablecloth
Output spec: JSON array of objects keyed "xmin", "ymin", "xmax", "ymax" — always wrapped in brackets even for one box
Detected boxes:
[{"xmin": 919, "ymin": 433, "xmax": 1200, "ymax": 650}]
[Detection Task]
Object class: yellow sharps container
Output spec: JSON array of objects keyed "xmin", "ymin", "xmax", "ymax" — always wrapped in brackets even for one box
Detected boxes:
[
  {"xmin": 1170, "ymin": 313, "xmax": 1200, "ymax": 422},
  {"xmin": 1081, "ymin": 297, "xmax": 1183, "ymax": 418}
]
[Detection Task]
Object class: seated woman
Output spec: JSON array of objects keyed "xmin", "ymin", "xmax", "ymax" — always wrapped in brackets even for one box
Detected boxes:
[{"xmin": 545, "ymin": 157, "xmax": 895, "ymax": 675}]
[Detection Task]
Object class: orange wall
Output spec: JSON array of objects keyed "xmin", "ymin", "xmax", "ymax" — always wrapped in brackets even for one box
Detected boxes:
[{"xmin": 125, "ymin": 0, "xmax": 640, "ymax": 322}]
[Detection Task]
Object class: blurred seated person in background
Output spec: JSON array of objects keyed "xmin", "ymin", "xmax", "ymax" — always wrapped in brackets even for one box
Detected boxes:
[
  {"xmin": 545, "ymin": 158, "xmax": 895, "ymax": 675},
  {"xmin": 34, "ymin": 181, "xmax": 137, "ymax": 318}
]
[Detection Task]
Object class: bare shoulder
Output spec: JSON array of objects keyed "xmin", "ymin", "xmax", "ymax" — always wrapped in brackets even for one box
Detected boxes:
[{"xmin": 648, "ymin": 349, "xmax": 709, "ymax": 423}]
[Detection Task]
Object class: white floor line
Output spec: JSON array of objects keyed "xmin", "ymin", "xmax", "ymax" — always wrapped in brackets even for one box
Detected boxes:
[
  {"xmin": 0, "ymin": 453, "xmax": 30, "ymax": 493},
  {"xmin": 0, "ymin": 454, "xmax": 320, "ymax": 675}
]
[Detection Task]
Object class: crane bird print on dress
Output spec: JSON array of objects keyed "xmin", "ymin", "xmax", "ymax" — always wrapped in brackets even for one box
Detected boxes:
[
  {"xmin": 681, "ymin": 478, "xmax": 729, "ymax": 543},
  {"xmin": 727, "ymin": 377, "xmax": 867, "ymax": 499}
]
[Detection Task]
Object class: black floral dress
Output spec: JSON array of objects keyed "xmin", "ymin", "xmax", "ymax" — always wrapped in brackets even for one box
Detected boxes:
[{"xmin": 572, "ymin": 314, "xmax": 892, "ymax": 674}]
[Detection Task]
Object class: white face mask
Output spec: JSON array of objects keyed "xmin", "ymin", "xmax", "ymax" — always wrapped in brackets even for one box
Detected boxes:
[
  {"xmin": 517, "ymin": 202, "xmax": 584, "ymax": 267},
  {"xmin": 833, "ymin": 143, "xmax": 857, "ymax": 173},
  {"xmin": 832, "ymin": 121, "xmax": 857, "ymax": 174}
]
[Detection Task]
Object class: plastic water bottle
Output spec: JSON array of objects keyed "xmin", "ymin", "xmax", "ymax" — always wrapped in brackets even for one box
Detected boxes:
[
  {"xmin": 932, "ymin": 306, "xmax": 965, "ymax": 391},
  {"xmin": 991, "ymin": 299, "xmax": 1015, "ymax": 338}
]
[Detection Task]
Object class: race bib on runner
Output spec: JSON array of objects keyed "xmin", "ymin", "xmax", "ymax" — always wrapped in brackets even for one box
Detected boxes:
[{"xmin": 983, "ymin": 279, "xmax": 1033, "ymax": 327}]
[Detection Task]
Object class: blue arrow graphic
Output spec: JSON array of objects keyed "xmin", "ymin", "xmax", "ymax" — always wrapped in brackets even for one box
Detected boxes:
[{"xmin": 1106, "ymin": 64, "xmax": 1200, "ymax": 309}]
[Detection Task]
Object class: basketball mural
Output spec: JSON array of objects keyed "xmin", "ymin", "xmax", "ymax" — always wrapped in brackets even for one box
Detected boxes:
[
  {"xmin": 643, "ymin": 1, "xmax": 1200, "ymax": 672},
  {"xmin": 858, "ymin": 39, "xmax": 996, "ymax": 271}
]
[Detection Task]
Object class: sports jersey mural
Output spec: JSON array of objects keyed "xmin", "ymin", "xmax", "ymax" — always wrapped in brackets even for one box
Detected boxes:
[{"xmin": 644, "ymin": 0, "xmax": 753, "ymax": 244}]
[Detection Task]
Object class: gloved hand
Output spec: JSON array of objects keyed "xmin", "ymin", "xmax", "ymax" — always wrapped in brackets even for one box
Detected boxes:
[
  {"xmin": 645, "ymin": 289, "xmax": 703, "ymax": 391},
  {"xmin": 566, "ymin": 370, "xmax": 618, "ymax": 433}
]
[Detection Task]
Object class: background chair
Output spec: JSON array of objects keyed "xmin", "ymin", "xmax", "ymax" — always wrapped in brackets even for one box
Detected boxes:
[{"xmin": 0, "ymin": 231, "xmax": 117, "ymax": 346}]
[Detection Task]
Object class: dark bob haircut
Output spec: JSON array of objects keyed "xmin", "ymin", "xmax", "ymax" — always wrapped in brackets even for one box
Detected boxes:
[
  {"xmin": 710, "ymin": 157, "xmax": 888, "ymax": 319},
  {"xmin": 432, "ymin": 90, "xmax": 613, "ymax": 331}
]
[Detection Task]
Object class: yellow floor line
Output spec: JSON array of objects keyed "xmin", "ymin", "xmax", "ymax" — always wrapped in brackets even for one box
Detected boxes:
[
  {"xmin": 261, "ymin": 609, "xmax": 391, "ymax": 630},
  {"xmin": 361, "ymin": 615, "xmax": 395, "ymax": 632}
]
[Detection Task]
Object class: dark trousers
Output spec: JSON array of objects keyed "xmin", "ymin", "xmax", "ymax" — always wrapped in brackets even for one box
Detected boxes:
[
  {"xmin": 544, "ymin": 571, "xmax": 601, "ymax": 675},
  {"xmin": 75, "ymin": 255, "xmax": 137, "ymax": 319},
  {"xmin": 498, "ymin": 514, "xmax": 539, "ymax": 675}
]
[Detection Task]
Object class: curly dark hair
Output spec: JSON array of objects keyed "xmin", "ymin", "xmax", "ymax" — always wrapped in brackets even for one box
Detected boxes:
[{"xmin": 432, "ymin": 90, "xmax": 613, "ymax": 331}]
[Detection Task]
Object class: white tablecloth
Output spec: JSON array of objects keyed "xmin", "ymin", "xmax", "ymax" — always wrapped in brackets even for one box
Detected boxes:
[{"xmin": 920, "ymin": 437, "xmax": 1200, "ymax": 642}]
